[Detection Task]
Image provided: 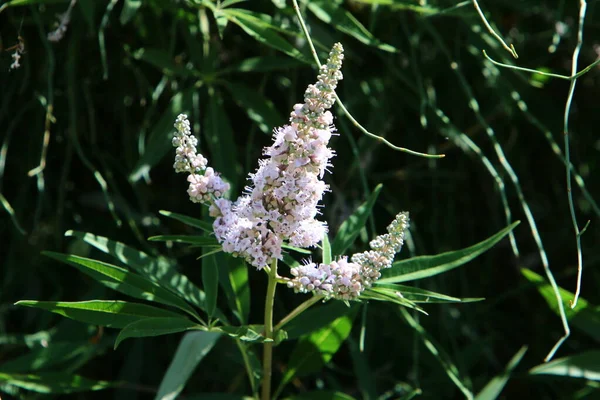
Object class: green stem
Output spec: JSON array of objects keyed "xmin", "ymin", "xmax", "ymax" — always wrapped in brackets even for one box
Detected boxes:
[
  {"xmin": 291, "ymin": 0, "xmax": 444, "ymax": 159},
  {"xmin": 274, "ymin": 295, "xmax": 324, "ymax": 332},
  {"xmin": 261, "ymin": 260, "xmax": 278, "ymax": 400}
]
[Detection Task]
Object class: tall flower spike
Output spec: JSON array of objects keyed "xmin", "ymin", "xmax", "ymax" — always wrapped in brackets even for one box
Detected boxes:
[
  {"xmin": 208, "ymin": 43, "xmax": 345, "ymax": 269},
  {"xmin": 287, "ymin": 212, "xmax": 410, "ymax": 300},
  {"xmin": 172, "ymin": 114, "xmax": 230, "ymax": 205}
]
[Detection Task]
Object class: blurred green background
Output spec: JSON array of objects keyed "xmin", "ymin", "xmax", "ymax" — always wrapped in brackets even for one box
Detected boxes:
[{"xmin": 1, "ymin": 0, "xmax": 599, "ymax": 399}]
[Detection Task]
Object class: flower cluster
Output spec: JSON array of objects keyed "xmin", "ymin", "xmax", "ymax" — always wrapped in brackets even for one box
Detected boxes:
[
  {"xmin": 172, "ymin": 115, "xmax": 230, "ymax": 204},
  {"xmin": 174, "ymin": 43, "xmax": 345, "ymax": 269},
  {"xmin": 286, "ymin": 212, "xmax": 410, "ymax": 300}
]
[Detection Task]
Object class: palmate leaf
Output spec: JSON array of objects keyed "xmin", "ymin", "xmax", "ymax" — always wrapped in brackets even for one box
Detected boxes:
[
  {"xmin": 15, "ymin": 300, "xmax": 184, "ymax": 329},
  {"xmin": 43, "ymin": 251, "xmax": 201, "ymax": 320},
  {"xmin": 379, "ymin": 222, "xmax": 520, "ymax": 284},
  {"xmin": 0, "ymin": 372, "xmax": 113, "ymax": 394},
  {"xmin": 114, "ymin": 317, "xmax": 200, "ymax": 349},
  {"xmin": 65, "ymin": 231, "xmax": 211, "ymax": 317}
]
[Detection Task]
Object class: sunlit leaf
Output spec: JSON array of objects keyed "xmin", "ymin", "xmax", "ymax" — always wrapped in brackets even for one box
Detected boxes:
[
  {"xmin": 16, "ymin": 300, "xmax": 184, "ymax": 329},
  {"xmin": 65, "ymin": 231, "xmax": 209, "ymax": 316},
  {"xmin": 379, "ymin": 222, "xmax": 520, "ymax": 283},
  {"xmin": 0, "ymin": 372, "xmax": 113, "ymax": 394},
  {"xmin": 43, "ymin": 252, "xmax": 200, "ymax": 318},
  {"xmin": 115, "ymin": 317, "xmax": 199, "ymax": 349},
  {"xmin": 529, "ymin": 351, "xmax": 600, "ymax": 381},
  {"xmin": 522, "ymin": 269, "xmax": 600, "ymax": 342}
]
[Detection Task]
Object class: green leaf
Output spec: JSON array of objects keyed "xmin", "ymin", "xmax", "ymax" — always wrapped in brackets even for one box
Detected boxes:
[
  {"xmin": 43, "ymin": 252, "xmax": 200, "ymax": 319},
  {"xmin": 220, "ymin": 9, "xmax": 311, "ymax": 64},
  {"xmin": 379, "ymin": 222, "xmax": 520, "ymax": 283},
  {"xmin": 0, "ymin": 341, "xmax": 101, "ymax": 373},
  {"xmin": 282, "ymin": 244, "xmax": 312, "ymax": 255},
  {"xmin": 332, "ymin": 184, "xmax": 382, "ymax": 256},
  {"xmin": 203, "ymin": 255, "xmax": 220, "ymax": 318},
  {"xmin": 0, "ymin": 372, "xmax": 113, "ymax": 394},
  {"xmin": 475, "ymin": 346, "xmax": 527, "ymax": 400},
  {"xmin": 307, "ymin": 1, "xmax": 398, "ymax": 53},
  {"xmin": 225, "ymin": 257, "xmax": 251, "ymax": 324},
  {"xmin": 224, "ymin": 82, "xmax": 283, "ymax": 134},
  {"xmin": 16, "ymin": 300, "xmax": 184, "ymax": 329},
  {"xmin": 285, "ymin": 302, "xmax": 356, "ymax": 340},
  {"xmin": 148, "ymin": 235, "xmax": 220, "ymax": 247},
  {"xmin": 115, "ymin": 317, "xmax": 199, "ymax": 349},
  {"xmin": 217, "ymin": 325, "xmax": 267, "ymax": 342},
  {"xmin": 529, "ymin": 350, "xmax": 600, "ymax": 381},
  {"xmin": 360, "ymin": 288, "xmax": 426, "ymax": 314},
  {"xmin": 155, "ymin": 331, "xmax": 221, "ymax": 400},
  {"xmin": 373, "ymin": 283, "xmax": 484, "ymax": 304},
  {"xmin": 159, "ymin": 210, "xmax": 213, "ymax": 233},
  {"xmin": 322, "ymin": 233, "xmax": 332, "ymax": 265},
  {"xmin": 129, "ymin": 87, "xmax": 195, "ymax": 182},
  {"xmin": 120, "ymin": 0, "xmax": 141, "ymax": 25},
  {"xmin": 521, "ymin": 268, "xmax": 600, "ymax": 342},
  {"xmin": 65, "ymin": 231, "xmax": 208, "ymax": 315},
  {"xmin": 279, "ymin": 310, "xmax": 356, "ymax": 392}
]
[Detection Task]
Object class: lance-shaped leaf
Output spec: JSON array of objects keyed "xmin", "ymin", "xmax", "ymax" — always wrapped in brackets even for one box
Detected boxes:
[
  {"xmin": 115, "ymin": 317, "xmax": 200, "ymax": 349},
  {"xmin": 155, "ymin": 331, "xmax": 221, "ymax": 400},
  {"xmin": 529, "ymin": 350, "xmax": 600, "ymax": 381},
  {"xmin": 219, "ymin": 8, "xmax": 311, "ymax": 64},
  {"xmin": 522, "ymin": 268, "xmax": 600, "ymax": 342},
  {"xmin": 0, "ymin": 372, "xmax": 113, "ymax": 394},
  {"xmin": 277, "ymin": 309, "xmax": 356, "ymax": 395},
  {"xmin": 373, "ymin": 283, "xmax": 484, "ymax": 304},
  {"xmin": 475, "ymin": 346, "xmax": 528, "ymax": 400},
  {"xmin": 43, "ymin": 251, "xmax": 200, "ymax": 320},
  {"xmin": 379, "ymin": 222, "xmax": 520, "ymax": 284},
  {"xmin": 159, "ymin": 210, "xmax": 213, "ymax": 233},
  {"xmin": 307, "ymin": 1, "xmax": 398, "ymax": 53},
  {"xmin": 148, "ymin": 235, "xmax": 220, "ymax": 247},
  {"xmin": 16, "ymin": 300, "xmax": 185, "ymax": 329},
  {"xmin": 65, "ymin": 231, "xmax": 209, "ymax": 316},
  {"xmin": 332, "ymin": 184, "xmax": 382, "ymax": 256}
]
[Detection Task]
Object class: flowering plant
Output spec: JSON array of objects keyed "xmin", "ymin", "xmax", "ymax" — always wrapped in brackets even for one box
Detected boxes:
[{"xmin": 16, "ymin": 43, "xmax": 517, "ymax": 400}]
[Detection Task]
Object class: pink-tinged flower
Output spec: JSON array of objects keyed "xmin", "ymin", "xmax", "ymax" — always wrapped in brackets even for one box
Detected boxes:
[{"xmin": 287, "ymin": 212, "xmax": 410, "ymax": 300}]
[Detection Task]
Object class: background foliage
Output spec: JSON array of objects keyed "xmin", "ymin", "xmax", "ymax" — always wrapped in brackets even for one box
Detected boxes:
[{"xmin": 1, "ymin": 0, "xmax": 599, "ymax": 399}]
